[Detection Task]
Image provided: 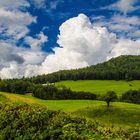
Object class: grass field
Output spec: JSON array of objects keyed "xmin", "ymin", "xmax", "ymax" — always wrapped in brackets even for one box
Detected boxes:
[
  {"xmin": 0, "ymin": 92, "xmax": 103, "ymax": 112},
  {"xmin": 0, "ymin": 92, "xmax": 140, "ymax": 128},
  {"xmin": 56, "ymin": 80, "xmax": 140, "ymax": 96}
]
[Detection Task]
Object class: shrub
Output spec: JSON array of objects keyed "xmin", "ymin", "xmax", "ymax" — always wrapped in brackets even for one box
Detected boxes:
[
  {"xmin": 0, "ymin": 102, "xmax": 139, "ymax": 139},
  {"xmin": 121, "ymin": 90, "xmax": 140, "ymax": 104}
]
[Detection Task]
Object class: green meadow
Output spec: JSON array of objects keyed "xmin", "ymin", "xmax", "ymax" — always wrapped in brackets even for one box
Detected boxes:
[
  {"xmin": 56, "ymin": 80, "xmax": 140, "ymax": 96},
  {"xmin": 0, "ymin": 92, "xmax": 140, "ymax": 128}
]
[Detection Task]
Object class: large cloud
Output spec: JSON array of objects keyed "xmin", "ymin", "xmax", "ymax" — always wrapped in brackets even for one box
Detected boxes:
[
  {"xmin": 0, "ymin": 37, "xmax": 48, "ymax": 79},
  {"xmin": 0, "ymin": 42, "xmax": 24, "ymax": 65},
  {"xmin": 0, "ymin": 0, "xmax": 48, "ymax": 79},
  {"xmin": 39, "ymin": 14, "xmax": 140, "ymax": 74},
  {"xmin": 0, "ymin": 40, "xmax": 47, "ymax": 78},
  {"xmin": 0, "ymin": 64, "xmax": 40, "ymax": 79},
  {"xmin": 0, "ymin": 8, "xmax": 36, "ymax": 41},
  {"xmin": 0, "ymin": 13, "xmax": 140, "ymax": 79},
  {"xmin": 40, "ymin": 14, "xmax": 116, "ymax": 74},
  {"xmin": 109, "ymin": 39, "xmax": 140, "ymax": 59}
]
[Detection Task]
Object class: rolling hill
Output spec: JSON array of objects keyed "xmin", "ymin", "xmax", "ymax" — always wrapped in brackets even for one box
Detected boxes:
[
  {"xmin": 0, "ymin": 92, "xmax": 140, "ymax": 128},
  {"xmin": 56, "ymin": 80, "xmax": 140, "ymax": 96},
  {"xmin": 27, "ymin": 55, "xmax": 140, "ymax": 84}
]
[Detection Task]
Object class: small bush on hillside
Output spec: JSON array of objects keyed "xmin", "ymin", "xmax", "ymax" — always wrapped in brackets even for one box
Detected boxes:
[{"xmin": 121, "ymin": 90, "xmax": 140, "ymax": 104}]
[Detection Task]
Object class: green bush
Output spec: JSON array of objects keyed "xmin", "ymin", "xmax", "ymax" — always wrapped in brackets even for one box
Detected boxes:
[{"xmin": 121, "ymin": 90, "xmax": 140, "ymax": 104}]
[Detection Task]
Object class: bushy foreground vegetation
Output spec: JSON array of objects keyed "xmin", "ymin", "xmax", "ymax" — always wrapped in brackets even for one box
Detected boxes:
[{"xmin": 0, "ymin": 102, "xmax": 140, "ymax": 140}]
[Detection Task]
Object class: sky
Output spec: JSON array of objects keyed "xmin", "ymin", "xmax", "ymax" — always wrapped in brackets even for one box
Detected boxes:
[{"xmin": 0, "ymin": 0, "xmax": 140, "ymax": 79}]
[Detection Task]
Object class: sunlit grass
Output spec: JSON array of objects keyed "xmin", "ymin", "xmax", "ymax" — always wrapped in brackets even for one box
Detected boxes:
[
  {"xmin": 56, "ymin": 80, "xmax": 140, "ymax": 96},
  {"xmin": 74, "ymin": 102, "xmax": 140, "ymax": 128},
  {"xmin": 0, "ymin": 92, "xmax": 140, "ymax": 128}
]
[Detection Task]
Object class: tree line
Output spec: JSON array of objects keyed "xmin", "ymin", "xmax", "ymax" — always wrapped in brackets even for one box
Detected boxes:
[
  {"xmin": 0, "ymin": 79, "xmax": 140, "ymax": 104},
  {"xmin": 0, "ymin": 80, "xmax": 96, "ymax": 100},
  {"xmin": 24, "ymin": 55, "xmax": 140, "ymax": 84}
]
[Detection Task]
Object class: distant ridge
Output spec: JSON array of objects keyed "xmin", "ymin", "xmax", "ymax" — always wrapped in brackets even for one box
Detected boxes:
[{"xmin": 27, "ymin": 55, "xmax": 140, "ymax": 83}]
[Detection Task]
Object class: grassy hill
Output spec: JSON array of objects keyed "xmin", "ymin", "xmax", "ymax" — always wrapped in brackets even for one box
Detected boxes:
[
  {"xmin": 56, "ymin": 80, "xmax": 140, "ymax": 96},
  {"xmin": 1, "ymin": 92, "xmax": 140, "ymax": 128}
]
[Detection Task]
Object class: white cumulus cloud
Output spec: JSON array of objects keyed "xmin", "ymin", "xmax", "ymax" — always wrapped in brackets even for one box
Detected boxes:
[
  {"xmin": 0, "ymin": 0, "xmax": 47, "ymax": 79},
  {"xmin": 1, "ymin": 13, "xmax": 140, "ymax": 79},
  {"xmin": 39, "ymin": 14, "xmax": 140, "ymax": 74},
  {"xmin": 0, "ymin": 8, "xmax": 36, "ymax": 41}
]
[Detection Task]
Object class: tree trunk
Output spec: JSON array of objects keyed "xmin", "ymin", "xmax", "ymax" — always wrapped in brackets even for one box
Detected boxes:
[{"xmin": 107, "ymin": 102, "xmax": 110, "ymax": 108}]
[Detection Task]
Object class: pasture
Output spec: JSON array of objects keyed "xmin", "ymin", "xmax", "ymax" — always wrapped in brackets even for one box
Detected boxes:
[{"xmin": 56, "ymin": 80, "xmax": 140, "ymax": 96}]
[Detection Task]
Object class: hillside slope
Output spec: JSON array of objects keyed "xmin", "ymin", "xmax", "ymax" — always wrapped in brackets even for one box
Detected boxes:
[
  {"xmin": 0, "ymin": 97, "xmax": 140, "ymax": 139},
  {"xmin": 0, "ymin": 92, "xmax": 140, "ymax": 128},
  {"xmin": 56, "ymin": 80, "xmax": 140, "ymax": 96},
  {"xmin": 27, "ymin": 55, "xmax": 140, "ymax": 83}
]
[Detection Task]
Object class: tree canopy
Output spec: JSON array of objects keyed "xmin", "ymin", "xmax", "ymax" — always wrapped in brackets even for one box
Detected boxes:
[{"xmin": 104, "ymin": 91, "xmax": 118, "ymax": 108}]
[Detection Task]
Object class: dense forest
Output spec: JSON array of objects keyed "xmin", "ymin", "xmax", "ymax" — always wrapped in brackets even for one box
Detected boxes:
[{"xmin": 25, "ymin": 55, "xmax": 140, "ymax": 84}]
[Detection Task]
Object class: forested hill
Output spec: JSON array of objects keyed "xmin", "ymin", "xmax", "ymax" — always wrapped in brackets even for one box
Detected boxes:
[{"xmin": 27, "ymin": 55, "xmax": 140, "ymax": 84}]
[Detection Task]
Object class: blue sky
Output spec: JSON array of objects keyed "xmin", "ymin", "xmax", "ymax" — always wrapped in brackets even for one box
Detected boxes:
[
  {"xmin": 25, "ymin": 0, "xmax": 140, "ymax": 51},
  {"xmin": 0, "ymin": 0, "xmax": 140, "ymax": 79},
  {"xmin": 23, "ymin": 0, "xmax": 114, "ymax": 51}
]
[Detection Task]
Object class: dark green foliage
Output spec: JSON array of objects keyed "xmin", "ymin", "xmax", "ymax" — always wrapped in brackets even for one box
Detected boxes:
[
  {"xmin": 121, "ymin": 90, "xmax": 140, "ymax": 104},
  {"xmin": 0, "ymin": 80, "xmax": 32, "ymax": 94},
  {"xmin": 10, "ymin": 80, "xmax": 32, "ymax": 94},
  {"xmin": 0, "ymin": 80, "xmax": 11, "ymax": 92},
  {"xmin": 0, "ymin": 103, "xmax": 139, "ymax": 139},
  {"xmin": 25, "ymin": 55, "xmax": 140, "ymax": 84},
  {"xmin": 104, "ymin": 91, "xmax": 118, "ymax": 108},
  {"xmin": 31, "ymin": 85, "xmax": 97, "ymax": 100}
]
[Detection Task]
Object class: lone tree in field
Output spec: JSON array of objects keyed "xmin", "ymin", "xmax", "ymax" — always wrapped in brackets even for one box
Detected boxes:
[{"xmin": 104, "ymin": 91, "xmax": 118, "ymax": 108}]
